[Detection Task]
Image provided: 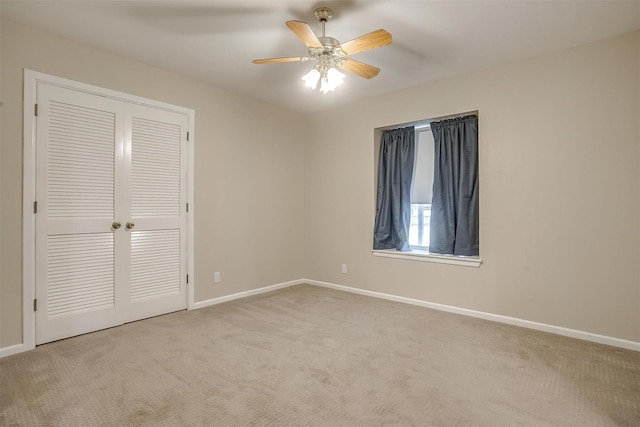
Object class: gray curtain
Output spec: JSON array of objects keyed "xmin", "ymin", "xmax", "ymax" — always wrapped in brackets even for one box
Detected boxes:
[
  {"xmin": 429, "ymin": 115, "xmax": 479, "ymax": 256},
  {"xmin": 373, "ymin": 126, "xmax": 415, "ymax": 251}
]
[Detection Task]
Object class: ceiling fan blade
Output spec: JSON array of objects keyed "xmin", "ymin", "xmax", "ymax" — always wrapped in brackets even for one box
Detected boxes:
[
  {"xmin": 339, "ymin": 29, "xmax": 392, "ymax": 55},
  {"xmin": 252, "ymin": 57, "xmax": 307, "ymax": 64},
  {"xmin": 286, "ymin": 20, "xmax": 323, "ymax": 48},
  {"xmin": 340, "ymin": 59, "xmax": 380, "ymax": 79}
]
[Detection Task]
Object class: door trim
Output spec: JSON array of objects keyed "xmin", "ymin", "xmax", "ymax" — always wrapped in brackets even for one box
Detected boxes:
[{"xmin": 22, "ymin": 69, "xmax": 196, "ymax": 351}]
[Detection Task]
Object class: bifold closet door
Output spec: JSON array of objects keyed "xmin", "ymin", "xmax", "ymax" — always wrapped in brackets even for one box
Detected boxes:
[{"xmin": 35, "ymin": 83, "xmax": 188, "ymax": 345}]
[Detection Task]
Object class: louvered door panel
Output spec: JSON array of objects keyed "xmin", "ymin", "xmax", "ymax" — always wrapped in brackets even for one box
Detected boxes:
[
  {"xmin": 130, "ymin": 229, "xmax": 181, "ymax": 301},
  {"xmin": 35, "ymin": 83, "xmax": 124, "ymax": 345},
  {"xmin": 124, "ymin": 104, "xmax": 188, "ymax": 322},
  {"xmin": 47, "ymin": 101, "xmax": 115, "ymax": 218},
  {"xmin": 131, "ymin": 117, "xmax": 181, "ymax": 218},
  {"xmin": 47, "ymin": 233, "xmax": 115, "ymax": 317}
]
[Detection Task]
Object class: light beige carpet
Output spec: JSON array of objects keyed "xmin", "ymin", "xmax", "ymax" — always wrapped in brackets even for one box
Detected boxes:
[{"xmin": 1, "ymin": 284, "xmax": 639, "ymax": 426}]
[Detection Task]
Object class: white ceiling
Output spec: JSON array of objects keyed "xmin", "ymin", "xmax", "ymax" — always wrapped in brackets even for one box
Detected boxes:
[{"xmin": 2, "ymin": 1, "xmax": 639, "ymax": 113}]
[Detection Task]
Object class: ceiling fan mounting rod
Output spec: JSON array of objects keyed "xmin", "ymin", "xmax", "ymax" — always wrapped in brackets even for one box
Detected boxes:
[{"xmin": 314, "ymin": 7, "xmax": 333, "ymax": 38}]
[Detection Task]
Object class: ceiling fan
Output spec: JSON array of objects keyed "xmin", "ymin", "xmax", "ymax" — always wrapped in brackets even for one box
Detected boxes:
[{"xmin": 252, "ymin": 7, "xmax": 392, "ymax": 93}]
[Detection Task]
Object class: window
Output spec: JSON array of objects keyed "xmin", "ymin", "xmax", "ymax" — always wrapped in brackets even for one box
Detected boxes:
[
  {"xmin": 409, "ymin": 203, "xmax": 431, "ymax": 250},
  {"xmin": 409, "ymin": 126, "xmax": 435, "ymax": 251},
  {"xmin": 373, "ymin": 114, "xmax": 480, "ymax": 267}
]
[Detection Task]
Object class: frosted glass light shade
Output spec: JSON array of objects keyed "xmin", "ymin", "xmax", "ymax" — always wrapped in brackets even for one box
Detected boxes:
[
  {"xmin": 302, "ymin": 68, "xmax": 321, "ymax": 89},
  {"xmin": 319, "ymin": 67, "xmax": 345, "ymax": 94}
]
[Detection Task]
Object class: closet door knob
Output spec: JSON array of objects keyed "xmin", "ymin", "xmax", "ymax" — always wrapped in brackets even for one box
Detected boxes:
[
  {"xmin": 126, "ymin": 222, "xmax": 135, "ymax": 230},
  {"xmin": 112, "ymin": 221, "xmax": 122, "ymax": 230}
]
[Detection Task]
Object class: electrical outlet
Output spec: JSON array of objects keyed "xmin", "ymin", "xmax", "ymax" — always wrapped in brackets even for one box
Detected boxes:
[
  {"xmin": 341, "ymin": 264, "xmax": 347, "ymax": 274},
  {"xmin": 214, "ymin": 272, "xmax": 221, "ymax": 283}
]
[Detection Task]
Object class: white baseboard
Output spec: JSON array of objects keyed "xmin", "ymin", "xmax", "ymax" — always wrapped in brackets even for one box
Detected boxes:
[
  {"xmin": 0, "ymin": 279, "xmax": 305, "ymax": 358},
  {"xmin": 3, "ymin": 277, "xmax": 638, "ymax": 357},
  {"xmin": 191, "ymin": 279, "xmax": 306, "ymax": 310},
  {"xmin": 0, "ymin": 343, "xmax": 29, "ymax": 358},
  {"xmin": 305, "ymin": 279, "xmax": 640, "ymax": 352}
]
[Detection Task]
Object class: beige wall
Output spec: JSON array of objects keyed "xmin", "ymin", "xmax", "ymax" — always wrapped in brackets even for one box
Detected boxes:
[
  {"xmin": 305, "ymin": 31, "xmax": 640, "ymax": 342},
  {"xmin": 0, "ymin": 19, "xmax": 306, "ymax": 347},
  {"xmin": 2, "ymin": 17, "xmax": 639, "ymax": 349}
]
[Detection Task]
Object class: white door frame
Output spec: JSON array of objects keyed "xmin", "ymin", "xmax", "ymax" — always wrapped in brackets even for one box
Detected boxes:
[{"xmin": 22, "ymin": 69, "xmax": 196, "ymax": 352}]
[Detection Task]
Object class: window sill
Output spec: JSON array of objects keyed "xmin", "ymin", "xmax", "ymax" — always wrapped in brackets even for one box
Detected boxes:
[{"xmin": 372, "ymin": 249, "xmax": 482, "ymax": 268}]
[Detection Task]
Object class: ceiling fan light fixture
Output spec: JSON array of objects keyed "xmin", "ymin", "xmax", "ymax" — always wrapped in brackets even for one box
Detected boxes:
[
  {"xmin": 254, "ymin": 7, "xmax": 392, "ymax": 93},
  {"xmin": 302, "ymin": 67, "xmax": 321, "ymax": 89},
  {"xmin": 319, "ymin": 67, "xmax": 345, "ymax": 93}
]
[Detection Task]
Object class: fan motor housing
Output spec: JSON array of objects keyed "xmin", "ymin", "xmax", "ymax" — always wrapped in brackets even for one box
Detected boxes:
[
  {"xmin": 309, "ymin": 36, "xmax": 345, "ymax": 60},
  {"xmin": 319, "ymin": 36, "xmax": 339, "ymax": 49}
]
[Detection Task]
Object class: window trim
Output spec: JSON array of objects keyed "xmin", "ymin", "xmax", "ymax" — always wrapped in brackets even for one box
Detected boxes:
[{"xmin": 372, "ymin": 249, "xmax": 482, "ymax": 268}]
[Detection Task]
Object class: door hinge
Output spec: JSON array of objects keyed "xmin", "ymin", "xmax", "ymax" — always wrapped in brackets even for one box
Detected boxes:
[
  {"xmin": 186, "ymin": 274, "xmax": 189, "ymax": 284},
  {"xmin": 33, "ymin": 201, "xmax": 38, "ymax": 214},
  {"xmin": 34, "ymin": 104, "xmax": 38, "ymax": 116},
  {"xmin": 33, "ymin": 299, "xmax": 38, "ymax": 312},
  {"xmin": 186, "ymin": 203, "xmax": 189, "ymax": 212},
  {"xmin": 186, "ymin": 131, "xmax": 189, "ymax": 142}
]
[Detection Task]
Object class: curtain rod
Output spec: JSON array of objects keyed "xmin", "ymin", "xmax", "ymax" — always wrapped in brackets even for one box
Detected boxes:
[{"xmin": 378, "ymin": 111, "xmax": 478, "ymax": 132}]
